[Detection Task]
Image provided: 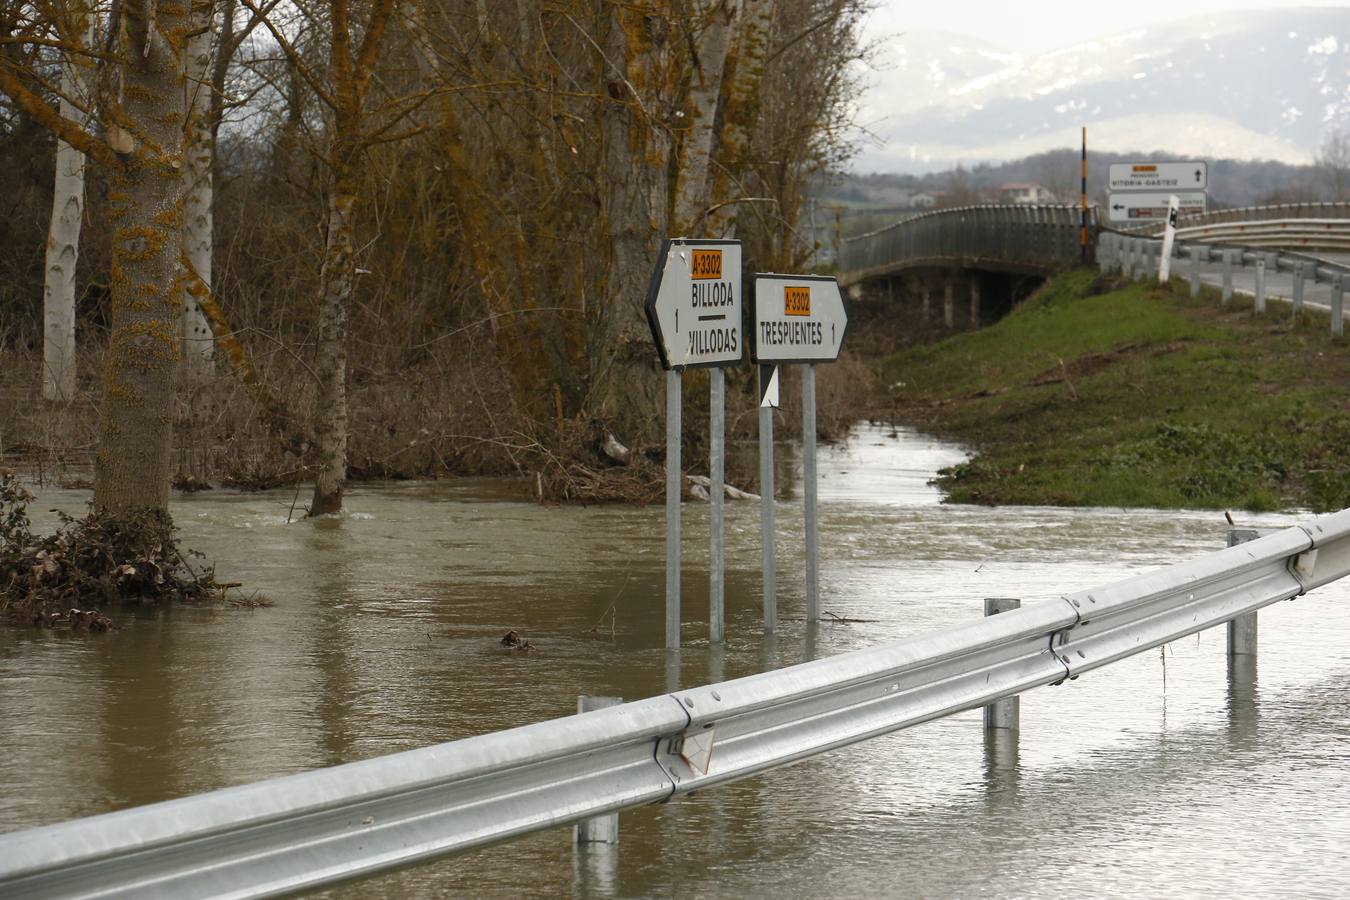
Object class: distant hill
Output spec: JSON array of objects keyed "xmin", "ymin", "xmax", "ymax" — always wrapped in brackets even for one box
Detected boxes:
[
  {"xmin": 855, "ymin": 7, "xmax": 1350, "ymax": 173},
  {"xmin": 814, "ymin": 151, "xmax": 1322, "ymax": 242}
]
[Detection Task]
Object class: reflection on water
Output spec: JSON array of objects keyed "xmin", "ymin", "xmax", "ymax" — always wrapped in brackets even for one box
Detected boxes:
[{"xmin": 3, "ymin": 424, "xmax": 1350, "ymax": 897}]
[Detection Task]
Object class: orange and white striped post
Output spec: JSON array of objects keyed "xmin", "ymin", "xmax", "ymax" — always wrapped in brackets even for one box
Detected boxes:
[{"xmin": 1080, "ymin": 126, "xmax": 1089, "ymax": 265}]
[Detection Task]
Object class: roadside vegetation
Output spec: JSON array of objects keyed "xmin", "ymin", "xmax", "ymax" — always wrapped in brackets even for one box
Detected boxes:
[{"xmin": 876, "ymin": 270, "xmax": 1350, "ymax": 511}]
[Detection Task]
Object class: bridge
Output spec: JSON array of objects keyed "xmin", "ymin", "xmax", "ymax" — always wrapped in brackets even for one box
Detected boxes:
[
  {"xmin": 835, "ymin": 204, "xmax": 1094, "ymax": 328},
  {"xmin": 835, "ymin": 201, "xmax": 1350, "ymax": 329}
]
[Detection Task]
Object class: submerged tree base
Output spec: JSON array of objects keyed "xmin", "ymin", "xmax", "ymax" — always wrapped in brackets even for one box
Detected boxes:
[{"xmin": 0, "ymin": 472, "xmax": 256, "ymax": 630}]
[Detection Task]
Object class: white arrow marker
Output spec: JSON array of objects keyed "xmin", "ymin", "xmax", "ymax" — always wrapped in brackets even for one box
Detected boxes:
[{"xmin": 759, "ymin": 364, "xmax": 780, "ymax": 408}]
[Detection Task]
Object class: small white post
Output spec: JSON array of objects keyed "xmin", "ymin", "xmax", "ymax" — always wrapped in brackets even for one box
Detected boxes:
[
  {"xmin": 1333, "ymin": 274, "xmax": 1344, "ymax": 337},
  {"xmin": 1254, "ymin": 256, "xmax": 1267, "ymax": 313},
  {"xmin": 1221, "ymin": 250, "xmax": 1234, "ymax": 305},
  {"xmin": 1292, "ymin": 261, "xmax": 1305, "ymax": 315}
]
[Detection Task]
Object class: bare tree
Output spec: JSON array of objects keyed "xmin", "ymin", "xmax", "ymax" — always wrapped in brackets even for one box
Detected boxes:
[
  {"xmin": 242, "ymin": 0, "xmax": 410, "ymax": 515},
  {"xmin": 1317, "ymin": 129, "xmax": 1350, "ymax": 201},
  {"xmin": 1, "ymin": 0, "xmax": 194, "ymax": 516}
]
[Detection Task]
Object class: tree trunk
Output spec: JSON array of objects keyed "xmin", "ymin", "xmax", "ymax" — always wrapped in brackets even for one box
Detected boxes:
[
  {"xmin": 180, "ymin": 1, "xmax": 216, "ymax": 383},
  {"xmin": 308, "ymin": 164, "xmax": 357, "ymax": 516},
  {"xmin": 705, "ymin": 0, "xmax": 774, "ymax": 238},
  {"xmin": 595, "ymin": 1, "xmax": 673, "ymax": 427},
  {"xmin": 41, "ymin": 4, "xmax": 93, "ymax": 403},
  {"xmin": 92, "ymin": 0, "xmax": 189, "ymax": 515},
  {"xmin": 672, "ymin": 0, "xmax": 734, "ymax": 235}
]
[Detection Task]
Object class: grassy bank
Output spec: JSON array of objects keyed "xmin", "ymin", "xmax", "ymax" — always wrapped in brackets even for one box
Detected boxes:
[{"xmin": 877, "ymin": 270, "xmax": 1350, "ymax": 511}]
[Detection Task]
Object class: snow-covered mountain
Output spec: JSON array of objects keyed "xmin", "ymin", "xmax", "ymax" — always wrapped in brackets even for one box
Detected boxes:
[{"xmin": 855, "ymin": 8, "xmax": 1350, "ymax": 173}]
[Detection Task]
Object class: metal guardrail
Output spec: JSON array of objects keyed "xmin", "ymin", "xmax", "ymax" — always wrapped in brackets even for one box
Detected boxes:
[
  {"xmin": 837, "ymin": 204, "xmax": 1094, "ymax": 286},
  {"xmin": 1173, "ymin": 219, "xmax": 1350, "ymax": 251},
  {"xmin": 1097, "ymin": 229, "xmax": 1349, "ymax": 333},
  {"xmin": 3, "ymin": 508, "xmax": 1350, "ymax": 898},
  {"xmin": 1119, "ymin": 201, "xmax": 1350, "ymax": 235},
  {"xmin": 1118, "ymin": 216, "xmax": 1350, "ymax": 251}
]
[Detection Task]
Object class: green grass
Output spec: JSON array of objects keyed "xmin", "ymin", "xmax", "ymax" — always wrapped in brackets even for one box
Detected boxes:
[{"xmin": 878, "ymin": 270, "xmax": 1350, "ymax": 511}]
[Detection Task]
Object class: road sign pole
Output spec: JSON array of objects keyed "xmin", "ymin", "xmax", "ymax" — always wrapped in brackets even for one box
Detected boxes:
[
  {"xmin": 758, "ymin": 368, "xmax": 777, "ymax": 633},
  {"xmin": 802, "ymin": 364, "xmax": 819, "ymax": 626},
  {"xmin": 665, "ymin": 369, "xmax": 681, "ymax": 650},
  {"xmin": 710, "ymin": 367, "xmax": 725, "ymax": 644},
  {"xmin": 646, "ymin": 238, "xmax": 744, "ymax": 650}
]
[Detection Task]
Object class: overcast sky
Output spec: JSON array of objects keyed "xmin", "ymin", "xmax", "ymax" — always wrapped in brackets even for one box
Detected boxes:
[{"xmin": 863, "ymin": 0, "xmax": 1349, "ymax": 55}]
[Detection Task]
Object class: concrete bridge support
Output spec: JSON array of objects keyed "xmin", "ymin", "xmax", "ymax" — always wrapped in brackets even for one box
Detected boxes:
[{"xmin": 848, "ymin": 266, "xmax": 1043, "ymax": 342}]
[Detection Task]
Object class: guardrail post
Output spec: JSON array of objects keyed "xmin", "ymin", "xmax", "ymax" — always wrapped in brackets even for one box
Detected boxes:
[
  {"xmin": 970, "ymin": 276, "xmax": 981, "ymax": 328},
  {"xmin": 575, "ymin": 695, "xmax": 623, "ymax": 845},
  {"xmin": 1225, "ymin": 531, "xmax": 1259, "ymax": 657},
  {"xmin": 1221, "ymin": 249, "xmax": 1234, "ymax": 306},
  {"xmin": 1254, "ymin": 255, "xmax": 1267, "ymax": 314},
  {"xmin": 1333, "ymin": 274, "xmax": 1344, "ymax": 337},
  {"xmin": 943, "ymin": 278, "xmax": 954, "ymax": 328},
  {"xmin": 921, "ymin": 283, "xmax": 931, "ymax": 322},
  {"xmin": 1292, "ymin": 261, "xmax": 1305, "ymax": 315},
  {"xmin": 1189, "ymin": 245, "xmax": 1205, "ymax": 297},
  {"xmin": 982, "ymin": 598, "xmax": 1021, "ymax": 731}
]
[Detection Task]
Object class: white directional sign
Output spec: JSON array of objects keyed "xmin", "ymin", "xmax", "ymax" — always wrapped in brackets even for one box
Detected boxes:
[
  {"xmin": 750, "ymin": 274, "xmax": 848, "ymax": 364},
  {"xmin": 1109, "ymin": 161, "xmax": 1208, "ymax": 192},
  {"xmin": 1107, "ymin": 191, "xmax": 1207, "ymax": 222},
  {"xmin": 644, "ymin": 239, "xmax": 743, "ymax": 369}
]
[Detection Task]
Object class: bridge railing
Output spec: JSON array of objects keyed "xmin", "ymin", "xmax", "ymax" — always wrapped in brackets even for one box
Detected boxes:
[
  {"xmin": 837, "ymin": 204, "xmax": 1096, "ymax": 285},
  {"xmin": 3, "ymin": 508, "xmax": 1350, "ymax": 898}
]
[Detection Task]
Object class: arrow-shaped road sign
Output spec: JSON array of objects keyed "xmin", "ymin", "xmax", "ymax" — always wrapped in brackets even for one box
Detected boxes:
[
  {"xmin": 750, "ymin": 274, "xmax": 848, "ymax": 365},
  {"xmin": 644, "ymin": 239, "xmax": 743, "ymax": 370}
]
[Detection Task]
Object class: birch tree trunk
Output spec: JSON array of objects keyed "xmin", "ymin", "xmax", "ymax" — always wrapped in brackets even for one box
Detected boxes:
[
  {"xmin": 92, "ymin": 0, "xmax": 189, "ymax": 515},
  {"xmin": 41, "ymin": 4, "xmax": 93, "ymax": 403},
  {"xmin": 181, "ymin": 0, "xmax": 217, "ymax": 383}
]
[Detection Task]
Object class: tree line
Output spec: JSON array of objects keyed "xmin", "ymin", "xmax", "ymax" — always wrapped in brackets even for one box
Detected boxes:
[{"xmin": 0, "ymin": 0, "xmax": 867, "ymax": 528}]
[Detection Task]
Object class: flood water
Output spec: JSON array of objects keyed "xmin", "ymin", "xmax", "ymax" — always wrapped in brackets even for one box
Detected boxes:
[{"xmin": 4, "ymin": 424, "xmax": 1350, "ymax": 897}]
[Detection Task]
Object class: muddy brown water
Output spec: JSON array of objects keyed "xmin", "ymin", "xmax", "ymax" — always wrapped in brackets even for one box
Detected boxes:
[{"xmin": 4, "ymin": 425, "xmax": 1350, "ymax": 897}]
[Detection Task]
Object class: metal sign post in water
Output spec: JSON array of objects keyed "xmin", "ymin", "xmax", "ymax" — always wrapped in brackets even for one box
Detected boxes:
[
  {"xmin": 645, "ymin": 239, "xmax": 743, "ymax": 649},
  {"xmin": 751, "ymin": 273, "xmax": 848, "ymax": 630}
]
